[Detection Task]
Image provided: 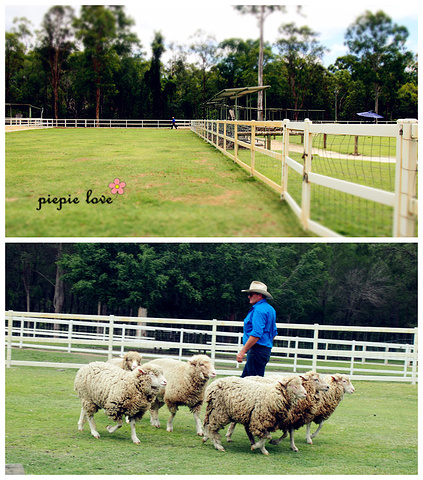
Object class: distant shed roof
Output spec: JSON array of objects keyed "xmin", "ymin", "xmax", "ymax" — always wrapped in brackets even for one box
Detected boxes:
[{"xmin": 208, "ymin": 85, "xmax": 271, "ymax": 103}]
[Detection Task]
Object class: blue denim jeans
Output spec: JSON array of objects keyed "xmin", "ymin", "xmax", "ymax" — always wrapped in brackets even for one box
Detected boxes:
[{"xmin": 241, "ymin": 344, "xmax": 272, "ymax": 377}]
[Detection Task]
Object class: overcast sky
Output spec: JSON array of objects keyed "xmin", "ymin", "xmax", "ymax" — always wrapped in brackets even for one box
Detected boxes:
[{"xmin": 4, "ymin": 1, "xmax": 419, "ymax": 67}]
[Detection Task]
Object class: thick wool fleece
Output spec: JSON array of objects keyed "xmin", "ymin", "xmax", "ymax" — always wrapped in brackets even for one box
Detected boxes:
[
  {"xmin": 74, "ymin": 362, "xmax": 161, "ymax": 422},
  {"xmin": 204, "ymin": 376, "xmax": 302, "ymax": 439},
  {"xmin": 150, "ymin": 355, "xmax": 214, "ymax": 413},
  {"xmin": 311, "ymin": 374, "xmax": 348, "ymax": 425}
]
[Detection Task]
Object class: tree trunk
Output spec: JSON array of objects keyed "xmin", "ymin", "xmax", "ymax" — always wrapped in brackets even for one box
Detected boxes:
[{"xmin": 53, "ymin": 244, "xmax": 64, "ymax": 313}]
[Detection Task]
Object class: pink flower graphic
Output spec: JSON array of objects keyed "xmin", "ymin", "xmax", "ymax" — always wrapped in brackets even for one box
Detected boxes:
[{"xmin": 109, "ymin": 178, "xmax": 126, "ymax": 195}]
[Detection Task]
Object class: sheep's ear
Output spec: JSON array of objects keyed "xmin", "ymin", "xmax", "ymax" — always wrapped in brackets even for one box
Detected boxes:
[
  {"xmin": 299, "ymin": 375, "xmax": 307, "ymax": 381},
  {"xmin": 278, "ymin": 380, "xmax": 287, "ymax": 390},
  {"xmin": 331, "ymin": 375, "xmax": 340, "ymax": 382},
  {"xmin": 136, "ymin": 367, "xmax": 146, "ymax": 375}
]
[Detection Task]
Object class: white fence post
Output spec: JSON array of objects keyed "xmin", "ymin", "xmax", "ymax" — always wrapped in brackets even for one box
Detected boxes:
[
  {"xmin": 68, "ymin": 320, "xmax": 73, "ymax": 353},
  {"xmin": 312, "ymin": 323, "xmax": 319, "ymax": 371},
  {"xmin": 281, "ymin": 119, "xmax": 289, "ymax": 200},
  {"xmin": 300, "ymin": 118, "xmax": 313, "ymax": 230},
  {"xmin": 108, "ymin": 315, "xmax": 115, "ymax": 360},
  {"xmin": 411, "ymin": 327, "xmax": 418, "ymax": 385},
  {"xmin": 210, "ymin": 319, "xmax": 217, "ymax": 363},
  {"xmin": 393, "ymin": 119, "xmax": 418, "ymax": 236},
  {"xmin": 179, "ymin": 328, "xmax": 184, "ymax": 361},
  {"xmin": 6, "ymin": 311, "xmax": 13, "ymax": 368}
]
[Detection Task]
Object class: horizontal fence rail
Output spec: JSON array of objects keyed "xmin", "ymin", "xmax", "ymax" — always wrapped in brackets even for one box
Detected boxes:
[
  {"xmin": 191, "ymin": 118, "xmax": 418, "ymax": 237},
  {"xmin": 5, "ymin": 311, "xmax": 418, "ymax": 384},
  {"xmin": 5, "ymin": 118, "xmax": 193, "ymax": 130}
]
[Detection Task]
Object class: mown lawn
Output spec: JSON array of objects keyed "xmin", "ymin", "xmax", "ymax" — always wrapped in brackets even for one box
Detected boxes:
[
  {"xmin": 5, "ymin": 128, "xmax": 310, "ymax": 237},
  {"xmin": 5, "ymin": 350, "xmax": 418, "ymax": 475}
]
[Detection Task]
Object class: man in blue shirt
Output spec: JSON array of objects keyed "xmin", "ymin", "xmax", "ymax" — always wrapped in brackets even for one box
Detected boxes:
[{"xmin": 237, "ymin": 281, "xmax": 278, "ymax": 377}]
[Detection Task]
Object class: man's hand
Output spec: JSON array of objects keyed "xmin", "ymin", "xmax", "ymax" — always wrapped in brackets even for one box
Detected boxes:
[{"xmin": 236, "ymin": 351, "xmax": 245, "ymax": 363}]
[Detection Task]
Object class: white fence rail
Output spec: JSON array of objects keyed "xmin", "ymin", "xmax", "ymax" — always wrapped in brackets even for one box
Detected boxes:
[
  {"xmin": 191, "ymin": 118, "xmax": 418, "ymax": 237},
  {"xmin": 5, "ymin": 311, "xmax": 418, "ymax": 384},
  {"xmin": 5, "ymin": 117, "xmax": 192, "ymax": 130}
]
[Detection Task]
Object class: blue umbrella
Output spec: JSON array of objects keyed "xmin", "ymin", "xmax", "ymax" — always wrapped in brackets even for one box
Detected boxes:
[{"xmin": 357, "ymin": 110, "xmax": 384, "ymax": 119}]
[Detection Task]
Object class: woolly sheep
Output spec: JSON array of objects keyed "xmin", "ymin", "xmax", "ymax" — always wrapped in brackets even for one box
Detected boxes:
[
  {"xmin": 107, "ymin": 351, "xmax": 143, "ymax": 371},
  {"xmin": 74, "ymin": 361, "xmax": 167, "ymax": 444},
  {"xmin": 148, "ymin": 355, "xmax": 216, "ymax": 436},
  {"xmin": 225, "ymin": 371, "xmax": 330, "ymax": 452},
  {"xmin": 202, "ymin": 375, "xmax": 307, "ymax": 455},
  {"xmin": 304, "ymin": 373, "xmax": 355, "ymax": 444}
]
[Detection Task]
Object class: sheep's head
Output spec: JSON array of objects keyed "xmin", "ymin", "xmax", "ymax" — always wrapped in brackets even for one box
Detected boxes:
[
  {"xmin": 279, "ymin": 376, "xmax": 307, "ymax": 400},
  {"xmin": 134, "ymin": 365, "xmax": 167, "ymax": 388},
  {"xmin": 331, "ymin": 374, "xmax": 355, "ymax": 394},
  {"xmin": 300, "ymin": 371, "xmax": 330, "ymax": 393},
  {"xmin": 188, "ymin": 355, "xmax": 217, "ymax": 380},
  {"xmin": 123, "ymin": 351, "xmax": 143, "ymax": 371}
]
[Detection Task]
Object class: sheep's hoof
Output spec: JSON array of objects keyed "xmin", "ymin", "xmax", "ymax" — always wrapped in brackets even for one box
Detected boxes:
[
  {"xmin": 197, "ymin": 432, "xmax": 204, "ymax": 437},
  {"xmin": 291, "ymin": 447, "xmax": 299, "ymax": 452}
]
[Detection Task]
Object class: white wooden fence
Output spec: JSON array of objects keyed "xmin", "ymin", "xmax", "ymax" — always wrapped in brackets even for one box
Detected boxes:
[
  {"xmin": 5, "ymin": 117, "xmax": 192, "ymax": 130},
  {"xmin": 191, "ymin": 118, "xmax": 418, "ymax": 237},
  {"xmin": 5, "ymin": 311, "xmax": 418, "ymax": 384}
]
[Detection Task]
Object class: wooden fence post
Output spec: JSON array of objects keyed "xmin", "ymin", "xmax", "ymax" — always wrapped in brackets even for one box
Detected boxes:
[
  {"xmin": 281, "ymin": 119, "xmax": 289, "ymax": 200},
  {"xmin": 393, "ymin": 119, "xmax": 418, "ymax": 237},
  {"xmin": 250, "ymin": 122, "xmax": 256, "ymax": 176},
  {"xmin": 300, "ymin": 118, "xmax": 313, "ymax": 230}
]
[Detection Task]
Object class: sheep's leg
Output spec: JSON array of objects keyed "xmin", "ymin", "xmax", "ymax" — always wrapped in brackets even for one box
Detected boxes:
[
  {"xmin": 310, "ymin": 421, "xmax": 324, "ymax": 440},
  {"xmin": 106, "ymin": 419, "xmax": 123, "ymax": 434},
  {"xmin": 209, "ymin": 429, "xmax": 225, "ymax": 452},
  {"xmin": 202, "ymin": 423, "xmax": 210, "ymax": 443},
  {"xmin": 305, "ymin": 423, "xmax": 313, "ymax": 444},
  {"xmin": 243, "ymin": 425, "xmax": 256, "ymax": 446},
  {"xmin": 269, "ymin": 430, "xmax": 287, "ymax": 445},
  {"xmin": 289, "ymin": 428, "xmax": 299, "ymax": 452},
  {"xmin": 225, "ymin": 422, "xmax": 236, "ymax": 442},
  {"xmin": 251, "ymin": 437, "xmax": 269, "ymax": 456},
  {"xmin": 77, "ymin": 408, "xmax": 87, "ymax": 431},
  {"xmin": 86, "ymin": 414, "xmax": 100, "ymax": 439},
  {"xmin": 166, "ymin": 411, "xmax": 176, "ymax": 432},
  {"xmin": 149, "ymin": 407, "xmax": 161, "ymax": 428},
  {"xmin": 129, "ymin": 418, "xmax": 141, "ymax": 444},
  {"xmin": 193, "ymin": 410, "xmax": 204, "ymax": 436}
]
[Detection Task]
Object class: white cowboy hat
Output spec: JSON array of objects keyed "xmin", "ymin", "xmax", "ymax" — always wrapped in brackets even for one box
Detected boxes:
[{"xmin": 241, "ymin": 281, "xmax": 273, "ymax": 299}]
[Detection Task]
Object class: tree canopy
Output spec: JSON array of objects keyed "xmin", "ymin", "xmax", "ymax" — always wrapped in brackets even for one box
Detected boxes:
[
  {"xmin": 5, "ymin": 6, "xmax": 417, "ymax": 120},
  {"xmin": 5, "ymin": 243, "xmax": 417, "ymax": 329}
]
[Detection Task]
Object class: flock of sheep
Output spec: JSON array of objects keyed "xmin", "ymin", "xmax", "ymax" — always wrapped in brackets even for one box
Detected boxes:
[{"xmin": 74, "ymin": 351, "xmax": 355, "ymax": 455}]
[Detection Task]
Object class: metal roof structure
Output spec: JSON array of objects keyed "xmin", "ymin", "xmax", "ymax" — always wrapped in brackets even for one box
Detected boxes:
[
  {"xmin": 207, "ymin": 85, "xmax": 271, "ymax": 103},
  {"xmin": 205, "ymin": 85, "xmax": 271, "ymax": 120}
]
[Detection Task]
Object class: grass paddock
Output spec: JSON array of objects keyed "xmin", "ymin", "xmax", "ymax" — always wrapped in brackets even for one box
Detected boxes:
[
  {"xmin": 5, "ymin": 128, "xmax": 310, "ymax": 237},
  {"xmin": 5, "ymin": 349, "xmax": 418, "ymax": 475}
]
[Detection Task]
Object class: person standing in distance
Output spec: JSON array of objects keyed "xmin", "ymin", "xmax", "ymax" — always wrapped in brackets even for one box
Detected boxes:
[{"xmin": 236, "ymin": 281, "xmax": 278, "ymax": 377}]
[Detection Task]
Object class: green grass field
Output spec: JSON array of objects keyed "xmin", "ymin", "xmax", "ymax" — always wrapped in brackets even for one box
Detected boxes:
[
  {"xmin": 5, "ymin": 128, "xmax": 310, "ymax": 237},
  {"xmin": 5, "ymin": 349, "xmax": 418, "ymax": 475}
]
